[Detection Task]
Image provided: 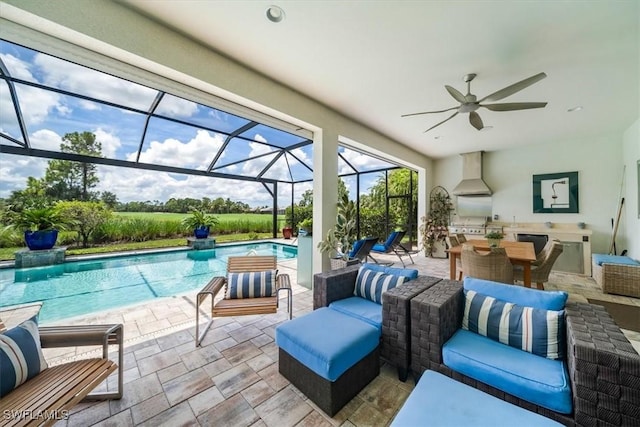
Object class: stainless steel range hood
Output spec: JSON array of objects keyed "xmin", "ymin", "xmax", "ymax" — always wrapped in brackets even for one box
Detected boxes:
[{"xmin": 452, "ymin": 151, "xmax": 493, "ymax": 196}]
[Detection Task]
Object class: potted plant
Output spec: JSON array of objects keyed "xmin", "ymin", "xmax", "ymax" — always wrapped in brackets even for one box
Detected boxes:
[
  {"xmin": 317, "ymin": 194, "xmax": 358, "ymax": 269},
  {"xmin": 11, "ymin": 206, "xmax": 67, "ymax": 250},
  {"xmin": 298, "ymin": 218, "xmax": 312, "ymax": 237},
  {"xmin": 485, "ymin": 230, "xmax": 504, "ymax": 248},
  {"xmin": 181, "ymin": 210, "xmax": 218, "ymax": 239},
  {"xmin": 282, "ymin": 223, "xmax": 293, "ymax": 239},
  {"xmin": 420, "ymin": 186, "xmax": 453, "ymax": 257}
]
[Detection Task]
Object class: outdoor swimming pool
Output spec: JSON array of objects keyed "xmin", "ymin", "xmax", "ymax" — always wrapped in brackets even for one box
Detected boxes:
[{"xmin": 0, "ymin": 243, "xmax": 297, "ymax": 323}]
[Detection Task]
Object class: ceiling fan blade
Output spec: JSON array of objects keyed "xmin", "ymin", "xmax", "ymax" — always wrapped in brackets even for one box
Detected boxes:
[
  {"xmin": 424, "ymin": 111, "xmax": 458, "ymax": 133},
  {"xmin": 479, "ymin": 72, "xmax": 547, "ymax": 102},
  {"xmin": 469, "ymin": 111, "xmax": 483, "ymax": 130},
  {"xmin": 445, "ymin": 85, "xmax": 466, "ymax": 103},
  {"xmin": 482, "ymin": 102, "xmax": 547, "ymax": 111},
  {"xmin": 401, "ymin": 106, "xmax": 459, "ymax": 117}
]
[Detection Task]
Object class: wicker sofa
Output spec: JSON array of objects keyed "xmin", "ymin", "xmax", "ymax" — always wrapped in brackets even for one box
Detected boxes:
[
  {"xmin": 592, "ymin": 254, "xmax": 640, "ymax": 298},
  {"xmin": 410, "ymin": 278, "xmax": 640, "ymax": 426},
  {"xmin": 313, "ymin": 264, "xmax": 442, "ymax": 381}
]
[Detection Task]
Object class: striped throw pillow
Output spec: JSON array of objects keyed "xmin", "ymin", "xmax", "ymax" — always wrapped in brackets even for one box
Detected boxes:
[
  {"xmin": 462, "ymin": 289, "xmax": 565, "ymax": 360},
  {"xmin": 0, "ymin": 316, "xmax": 48, "ymax": 397},
  {"xmin": 354, "ymin": 267, "xmax": 408, "ymax": 304},
  {"xmin": 225, "ymin": 270, "xmax": 276, "ymax": 299}
]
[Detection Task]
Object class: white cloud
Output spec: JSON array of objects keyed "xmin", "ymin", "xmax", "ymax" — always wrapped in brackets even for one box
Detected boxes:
[
  {"xmin": 34, "ymin": 53, "xmax": 157, "ymax": 111},
  {"xmin": 0, "ymin": 153, "xmax": 48, "ymax": 197},
  {"xmin": 30, "ymin": 129, "xmax": 62, "ymax": 151},
  {"xmin": 155, "ymin": 94, "xmax": 199, "ymax": 118},
  {"xmin": 94, "ymin": 128, "xmax": 121, "ymax": 158},
  {"xmin": 134, "ymin": 130, "xmax": 224, "ymax": 169},
  {"xmin": 338, "ymin": 148, "xmax": 392, "ymax": 175}
]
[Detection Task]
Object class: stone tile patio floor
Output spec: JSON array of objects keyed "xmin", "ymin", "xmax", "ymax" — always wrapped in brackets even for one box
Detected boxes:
[{"xmin": 41, "ymin": 251, "xmax": 639, "ymax": 427}]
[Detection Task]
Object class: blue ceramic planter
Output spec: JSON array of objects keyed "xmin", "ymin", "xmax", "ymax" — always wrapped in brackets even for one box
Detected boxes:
[
  {"xmin": 194, "ymin": 226, "xmax": 210, "ymax": 239},
  {"xmin": 24, "ymin": 229, "xmax": 58, "ymax": 250}
]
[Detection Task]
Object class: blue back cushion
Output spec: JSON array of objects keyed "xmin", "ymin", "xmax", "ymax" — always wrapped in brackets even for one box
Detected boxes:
[
  {"xmin": 462, "ymin": 289, "xmax": 565, "ymax": 360},
  {"xmin": 225, "ymin": 270, "xmax": 276, "ymax": 299},
  {"xmin": 384, "ymin": 231, "xmax": 400, "ymax": 248},
  {"xmin": 463, "ymin": 277, "xmax": 567, "ymax": 310},
  {"xmin": 354, "ymin": 267, "xmax": 408, "ymax": 304},
  {"xmin": 0, "ymin": 316, "xmax": 48, "ymax": 397},
  {"xmin": 362, "ymin": 263, "xmax": 418, "ymax": 280},
  {"xmin": 349, "ymin": 239, "xmax": 365, "ymax": 258}
]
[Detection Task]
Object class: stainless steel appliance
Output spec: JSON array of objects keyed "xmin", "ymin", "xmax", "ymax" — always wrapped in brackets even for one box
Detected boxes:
[{"xmin": 448, "ymin": 221, "xmax": 503, "ymax": 240}]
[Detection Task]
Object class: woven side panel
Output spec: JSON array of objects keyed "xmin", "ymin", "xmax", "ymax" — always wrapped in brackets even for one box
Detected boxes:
[
  {"xmin": 381, "ymin": 275, "xmax": 442, "ymax": 372},
  {"xmin": 566, "ymin": 302, "xmax": 640, "ymax": 426},
  {"xmin": 409, "ymin": 280, "xmax": 463, "ymax": 375},
  {"xmin": 601, "ymin": 263, "xmax": 640, "ymax": 298},
  {"xmin": 312, "ymin": 265, "xmax": 360, "ymax": 309}
]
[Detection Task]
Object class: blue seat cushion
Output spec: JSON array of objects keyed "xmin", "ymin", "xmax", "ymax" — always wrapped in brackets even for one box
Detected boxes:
[
  {"xmin": 463, "ymin": 277, "xmax": 568, "ymax": 310},
  {"xmin": 391, "ymin": 370, "xmax": 563, "ymax": 427},
  {"xmin": 361, "ymin": 263, "xmax": 419, "ymax": 280},
  {"xmin": 275, "ymin": 307, "xmax": 379, "ymax": 381},
  {"xmin": 329, "ymin": 297, "xmax": 382, "ymax": 333},
  {"xmin": 443, "ymin": 329, "xmax": 572, "ymax": 414},
  {"xmin": 593, "ymin": 254, "xmax": 640, "ymax": 266}
]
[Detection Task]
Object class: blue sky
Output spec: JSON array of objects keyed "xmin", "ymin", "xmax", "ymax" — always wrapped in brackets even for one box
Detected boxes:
[{"xmin": 0, "ymin": 40, "xmax": 393, "ymax": 207}]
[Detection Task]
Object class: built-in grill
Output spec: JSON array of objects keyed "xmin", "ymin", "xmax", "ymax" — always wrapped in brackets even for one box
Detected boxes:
[{"xmin": 448, "ymin": 221, "xmax": 503, "ymax": 237}]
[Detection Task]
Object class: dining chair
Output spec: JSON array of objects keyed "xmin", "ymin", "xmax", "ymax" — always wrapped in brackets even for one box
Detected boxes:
[
  {"xmin": 514, "ymin": 240, "xmax": 563, "ymax": 290},
  {"xmin": 461, "ymin": 244, "xmax": 514, "ymax": 284},
  {"xmin": 456, "ymin": 233, "xmax": 467, "ymax": 243}
]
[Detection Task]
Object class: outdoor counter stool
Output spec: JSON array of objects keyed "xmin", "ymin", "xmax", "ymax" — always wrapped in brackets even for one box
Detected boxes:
[
  {"xmin": 391, "ymin": 370, "xmax": 562, "ymax": 426},
  {"xmin": 275, "ymin": 307, "xmax": 380, "ymax": 416}
]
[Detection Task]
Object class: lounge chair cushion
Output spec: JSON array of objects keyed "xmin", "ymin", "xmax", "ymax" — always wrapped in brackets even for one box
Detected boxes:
[
  {"xmin": 329, "ymin": 296, "xmax": 383, "ymax": 332},
  {"xmin": 275, "ymin": 307, "xmax": 379, "ymax": 381},
  {"xmin": 348, "ymin": 239, "xmax": 365, "ymax": 258},
  {"xmin": 372, "ymin": 231, "xmax": 400, "ymax": 252},
  {"xmin": 0, "ymin": 316, "xmax": 48, "ymax": 397},
  {"xmin": 443, "ymin": 329, "xmax": 572, "ymax": 414},
  {"xmin": 353, "ymin": 267, "xmax": 408, "ymax": 304},
  {"xmin": 463, "ymin": 277, "xmax": 568, "ymax": 310},
  {"xmin": 462, "ymin": 290, "xmax": 565, "ymax": 360},
  {"xmin": 225, "ymin": 270, "xmax": 276, "ymax": 299},
  {"xmin": 361, "ymin": 263, "xmax": 419, "ymax": 280}
]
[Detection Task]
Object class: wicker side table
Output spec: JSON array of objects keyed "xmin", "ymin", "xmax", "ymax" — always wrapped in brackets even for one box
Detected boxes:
[{"xmin": 382, "ymin": 275, "xmax": 443, "ymax": 381}]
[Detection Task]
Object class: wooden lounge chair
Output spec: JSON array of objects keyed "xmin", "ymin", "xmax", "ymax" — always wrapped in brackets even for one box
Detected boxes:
[
  {"xmin": 195, "ymin": 255, "xmax": 292, "ymax": 346},
  {"xmin": 0, "ymin": 304, "xmax": 123, "ymax": 427}
]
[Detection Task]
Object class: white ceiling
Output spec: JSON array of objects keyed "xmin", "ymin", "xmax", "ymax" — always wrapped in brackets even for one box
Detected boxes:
[{"xmin": 123, "ymin": 0, "xmax": 638, "ymax": 159}]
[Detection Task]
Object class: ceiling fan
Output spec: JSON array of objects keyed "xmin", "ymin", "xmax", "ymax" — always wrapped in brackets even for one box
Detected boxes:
[{"xmin": 402, "ymin": 72, "xmax": 547, "ymax": 133}]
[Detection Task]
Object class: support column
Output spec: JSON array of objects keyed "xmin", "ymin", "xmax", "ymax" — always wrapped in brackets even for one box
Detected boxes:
[
  {"xmin": 312, "ymin": 129, "xmax": 339, "ymax": 273},
  {"xmin": 416, "ymin": 167, "xmax": 428, "ymax": 254}
]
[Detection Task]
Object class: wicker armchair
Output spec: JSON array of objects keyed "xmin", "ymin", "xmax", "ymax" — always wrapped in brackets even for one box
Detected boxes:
[
  {"xmin": 410, "ymin": 280, "xmax": 640, "ymax": 426},
  {"xmin": 313, "ymin": 265, "xmax": 443, "ymax": 381},
  {"xmin": 514, "ymin": 240, "xmax": 563, "ymax": 290},
  {"xmin": 461, "ymin": 244, "xmax": 514, "ymax": 284}
]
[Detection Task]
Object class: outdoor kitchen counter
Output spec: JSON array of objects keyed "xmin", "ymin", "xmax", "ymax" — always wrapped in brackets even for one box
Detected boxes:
[{"xmin": 501, "ymin": 224, "xmax": 592, "ymax": 276}]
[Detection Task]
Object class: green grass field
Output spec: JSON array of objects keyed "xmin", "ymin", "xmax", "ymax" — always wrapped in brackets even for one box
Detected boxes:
[{"xmin": 115, "ymin": 212, "xmax": 285, "ymax": 222}]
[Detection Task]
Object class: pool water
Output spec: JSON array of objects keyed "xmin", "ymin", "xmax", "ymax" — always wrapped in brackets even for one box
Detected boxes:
[{"xmin": 0, "ymin": 243, "xmax": 297, "ymax": 323}]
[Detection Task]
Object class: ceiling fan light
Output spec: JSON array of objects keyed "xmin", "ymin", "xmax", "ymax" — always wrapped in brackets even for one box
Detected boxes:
[{"xmin": 266, "ymin": 5, "xmax": 286, "ymax": 23}]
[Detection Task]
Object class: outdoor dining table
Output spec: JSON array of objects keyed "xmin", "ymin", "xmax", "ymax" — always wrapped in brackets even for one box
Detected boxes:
[{"xmin": 447, "ymin": 239, "xmax": 537, "ymax": 287}]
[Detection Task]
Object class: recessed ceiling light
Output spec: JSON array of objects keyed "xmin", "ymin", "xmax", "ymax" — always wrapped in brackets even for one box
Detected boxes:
[
  {"xmin": 266, "ymin": 5, "xmax": 285, "ymax": 23},
  {"xmin": 567, "ymin": 106, "xmax": 583, "ymax": 112}
]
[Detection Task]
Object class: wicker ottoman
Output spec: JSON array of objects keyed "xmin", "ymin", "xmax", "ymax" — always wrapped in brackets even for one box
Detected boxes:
[{"xmin": 275, "ymin": 307, "xmax": 380, "ymax": 416}]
